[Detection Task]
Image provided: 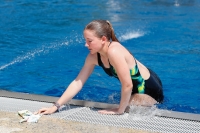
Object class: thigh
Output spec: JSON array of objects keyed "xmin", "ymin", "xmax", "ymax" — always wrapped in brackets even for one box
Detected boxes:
[{"xmin": 129, "ymin": 93, "xmax": 157, "ymax": 106}]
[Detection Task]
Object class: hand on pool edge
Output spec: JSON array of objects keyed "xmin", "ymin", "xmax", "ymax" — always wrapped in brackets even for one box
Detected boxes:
[
  {"xmin": 98, "ymin": 108, "xmax": 124, "ymax": 115},
  {"xmin": 35, "ymin": 106, "xmax": 57, "ymax": 115}
]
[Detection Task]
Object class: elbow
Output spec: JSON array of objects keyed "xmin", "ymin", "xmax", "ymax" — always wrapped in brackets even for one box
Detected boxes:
[
  {"xmin": 127, "ymin": 83, "xmax": 133, "ymax": 89},
  {"xmin": 123, "ymin": 83, "xmax": 133, "ymax": 92}
]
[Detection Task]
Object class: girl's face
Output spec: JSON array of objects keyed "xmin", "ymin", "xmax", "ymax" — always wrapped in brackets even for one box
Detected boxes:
[{"xmin": 84, "ymin": 29, "xmax": 103, "ymax": 54}]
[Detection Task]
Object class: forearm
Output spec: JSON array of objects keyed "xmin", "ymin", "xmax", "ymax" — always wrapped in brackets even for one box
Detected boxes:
[
  {"xmin": 118, "ymin": 86, "xmax": 132, "ymax": 113},
  {"xmin": 56, "ymin": 79, "xmax": 83, "ymax": 106}
]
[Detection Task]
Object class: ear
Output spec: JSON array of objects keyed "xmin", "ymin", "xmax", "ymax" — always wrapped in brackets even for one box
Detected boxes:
[{"xmin": 101, "ymin": 36, "xmax": 107, "ymax": 44}]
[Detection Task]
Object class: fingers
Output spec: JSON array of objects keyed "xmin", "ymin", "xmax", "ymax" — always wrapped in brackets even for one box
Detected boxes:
[
  {"xmin": 98, "ymin": 108, "xmax": 124, "ymax": 115},
  {"xmin": 35, "ymin": 108, "xmax": 49, "ymax": 115},
  {"xmin": 98, "ymin": 110, "xmax": 116, "ymax": 115}
]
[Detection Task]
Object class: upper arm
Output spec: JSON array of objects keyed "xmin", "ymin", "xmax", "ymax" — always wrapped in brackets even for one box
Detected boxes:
[
  {"xmin": 75, "ymin": 53, "xmax": 97, "ymax": 86},
  {"xmin": 108, "ymin": 47, "xmax": 132, "ymax": 87}
]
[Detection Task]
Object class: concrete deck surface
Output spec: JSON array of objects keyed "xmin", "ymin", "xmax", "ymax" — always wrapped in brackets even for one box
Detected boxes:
[{"xmin": 0, "ymin": 110, "xmax": 153, "ymax": 133}]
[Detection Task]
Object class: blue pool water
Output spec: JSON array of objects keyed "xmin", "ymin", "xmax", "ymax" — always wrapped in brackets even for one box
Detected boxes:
[{"xmin": 0, "ymin": 0, "xmax": 200, "ymax": 114}]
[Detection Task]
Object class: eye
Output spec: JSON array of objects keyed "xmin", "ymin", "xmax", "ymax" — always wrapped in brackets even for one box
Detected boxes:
[{"xmin": 86, "ymin": 40, "xmax": 92, "ymax": 43}]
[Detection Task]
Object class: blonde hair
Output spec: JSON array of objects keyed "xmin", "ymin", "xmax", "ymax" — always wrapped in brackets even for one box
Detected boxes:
[{"xmin": 84, "ymin": 20, "xmax": 119, "ymax": 42}]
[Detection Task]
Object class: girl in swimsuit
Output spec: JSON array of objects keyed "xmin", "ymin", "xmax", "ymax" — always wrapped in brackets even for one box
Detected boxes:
[{"xmin": 37, "ymin": 20, "xmax": 164, "ymax": 115}]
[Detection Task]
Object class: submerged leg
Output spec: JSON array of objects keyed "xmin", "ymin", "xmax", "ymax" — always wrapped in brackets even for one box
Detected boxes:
[{"xmin": 129, "ymin": 93, "xmax": 157, "ymax": 106}]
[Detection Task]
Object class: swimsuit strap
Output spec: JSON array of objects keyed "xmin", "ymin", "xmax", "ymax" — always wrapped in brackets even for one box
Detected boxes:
[
  {"xmin": 108, "ymin": 41, "xmax": 111, "ymax": 47},
  {"xmin": 133, "ymin": 57, "xmax": 138, "ymax": 66},
  {"xmin": 98, "ymin": 41, "xmax": 111, "ymax": 65},
  {"xmin": 97, "ymin": 52, "xmax": 114, "ymax": 76},
  {"xmin": 107, "ymin": 41, "xmax": 112, "ymax": 65},
  {"xmin": 97, "ymin": 53, "xmax": 102, "ymax": 66}
]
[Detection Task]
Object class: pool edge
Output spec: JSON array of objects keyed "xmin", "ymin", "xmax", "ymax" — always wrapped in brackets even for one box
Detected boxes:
[{"xmin": 1, "ymin": 90, "xmax": 200, "ymax": 122}]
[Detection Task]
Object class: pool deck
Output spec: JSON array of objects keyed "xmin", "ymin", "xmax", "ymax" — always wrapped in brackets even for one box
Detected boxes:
[{"xmin": 0, "ymin": 90, "xmax": 200, "ymax": 133}]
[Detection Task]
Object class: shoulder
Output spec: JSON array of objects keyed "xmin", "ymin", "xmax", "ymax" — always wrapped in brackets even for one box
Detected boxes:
[
  {"xmin": 85, "ymin": 53, "xmax": 98, "ymax": 66},
  {"xmin": 107, "ymin": 41, "xmax": 125, "ymax": 58},
  {"xmin": 108, "ymin": 41, "xmax": 120, "ymax": 53}
]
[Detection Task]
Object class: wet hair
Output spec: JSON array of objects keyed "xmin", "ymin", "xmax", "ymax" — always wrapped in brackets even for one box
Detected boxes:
[{"xmin": 84, "ymin": 20, "xmax": 119, "ymax": 42}]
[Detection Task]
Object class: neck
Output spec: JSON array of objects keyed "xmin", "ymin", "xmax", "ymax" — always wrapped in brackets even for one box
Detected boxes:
[{"xmin": 98, "ymin": 41, "xmax": 111, "ymax": 57}]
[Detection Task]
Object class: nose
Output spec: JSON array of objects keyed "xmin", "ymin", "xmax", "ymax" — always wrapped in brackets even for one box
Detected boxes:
[{"xmin": 85, "ymin": 43, "xmax": 89, "ymax": 47}]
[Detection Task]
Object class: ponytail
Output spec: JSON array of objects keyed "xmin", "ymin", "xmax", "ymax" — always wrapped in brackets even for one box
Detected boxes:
[{"xmin": 106, "ymin": 20, "xmax": 119, "ymax": 42}]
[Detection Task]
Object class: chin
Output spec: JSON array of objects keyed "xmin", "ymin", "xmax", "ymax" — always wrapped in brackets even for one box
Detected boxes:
[{"xmin": 90, "ymin": 51, "xmax": 97, "ymax": 54}]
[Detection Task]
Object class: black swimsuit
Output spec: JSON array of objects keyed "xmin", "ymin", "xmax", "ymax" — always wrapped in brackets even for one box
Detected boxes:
[{"xmin": 97, "ymin": 53, "xmax": 164, "ymax": 103}]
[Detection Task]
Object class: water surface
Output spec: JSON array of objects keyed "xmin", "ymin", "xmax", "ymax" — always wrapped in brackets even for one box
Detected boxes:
[{"xmin": 0, "ymin": 0, "xmax": 200, "ymax": 114}]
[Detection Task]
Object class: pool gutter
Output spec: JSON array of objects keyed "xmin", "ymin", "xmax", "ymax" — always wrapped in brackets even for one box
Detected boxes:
[{"xmin": 1, "ymin": 90, "xmax": 200, "ymax": 122}]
